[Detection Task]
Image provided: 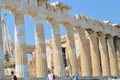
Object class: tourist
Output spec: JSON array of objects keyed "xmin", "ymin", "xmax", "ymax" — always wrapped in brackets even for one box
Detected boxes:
[
  {"xmin": 11, "ymin": 71, "xmax": 17, "ymax": 80},
  {"xmin": 72, "ymin": 75, "xmax": 78, "ymax": 80},
  {"xmin": 47, "ymin": 70, "xmax": 55, "ymax": 80}
]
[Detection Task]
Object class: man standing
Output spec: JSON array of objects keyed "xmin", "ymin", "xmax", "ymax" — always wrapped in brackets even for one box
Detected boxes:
[{"xmin": 11, "ymin": 71, "xmax": 17, "ymax": 80}]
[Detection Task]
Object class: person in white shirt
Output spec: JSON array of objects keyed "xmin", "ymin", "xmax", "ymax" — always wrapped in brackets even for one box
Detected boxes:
[{"xmin": 47, "ymin": 70, "xmax": 54, "ymax": 80}]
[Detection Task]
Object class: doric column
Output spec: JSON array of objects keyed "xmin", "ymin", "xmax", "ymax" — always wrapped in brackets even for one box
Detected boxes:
[
  {"xmin": 97, "ymin": 32, "xmax": 110, "ymax": 76},
  {"xmin": 14, "ymin": 13, "xmax": 28, "ymax": 78},
  {"xmin": 115, "ymin": 37, "xmax": 120, "ymax": 75},
  {"xmin": 0, "ymin": 23, "xmax": 4, "ymax": 78},
  {"xmin": 116, "ymin": 38, "xmax": 120, "ymax": 75},
  {"xmin": 106, "ymin": 35, "xmax": 119, "ymax": 76},
  {"xmin": 76, "ymin": 29, "xmax": 91, "ymax": 76},
  {"xmin": 64, "ymin": 24, "xmax": 78, "ymax": 76},
  {"xmin": 34, "ymin": 17, "xmax": 48, "ymax": 77},
  {"xmin": 51, "ymin": 23, "xmax": 65, "ymax": 77},
  {"xmin": 87, "ymin": 30, "xmax": 101, "ymax": 76}
]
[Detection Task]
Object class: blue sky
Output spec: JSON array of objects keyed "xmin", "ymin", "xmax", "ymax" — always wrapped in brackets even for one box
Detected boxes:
[{"xmin": 1, "ymin": 0, "xmax": 120, "ymax": 45}]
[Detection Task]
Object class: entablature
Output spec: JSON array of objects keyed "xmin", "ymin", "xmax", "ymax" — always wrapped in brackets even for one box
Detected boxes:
[{"xmin": 0, "ymin": 0, "xmax": 120, "ymax": 38}]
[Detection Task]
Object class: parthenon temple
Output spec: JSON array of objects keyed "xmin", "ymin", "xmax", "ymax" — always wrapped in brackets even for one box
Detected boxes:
[{"xmin": 0, "ymin": 0, "xmax": 120, "ymax": 80}]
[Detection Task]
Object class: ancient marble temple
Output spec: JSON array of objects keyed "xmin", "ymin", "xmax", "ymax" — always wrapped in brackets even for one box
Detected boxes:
[{"xmin": 0, "ymin": 0, "xmax": 120, "ymax": 79}]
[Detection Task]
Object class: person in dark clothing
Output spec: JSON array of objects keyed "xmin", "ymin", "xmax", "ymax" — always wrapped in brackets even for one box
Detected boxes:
[{"xmin": 11, "ymin": 71, "xmax": 17, "ymax": 80}]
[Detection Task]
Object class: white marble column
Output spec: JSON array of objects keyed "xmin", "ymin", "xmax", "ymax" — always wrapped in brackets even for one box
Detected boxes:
[
  {"xmin": 107, "ymin": 35, "xmax": 119, "ymax": 76},
  {"xmin": 14, "ymin": 14, "xmax": 28, "ymax": 78},
  {"xmin": 34, "ymin": 18, "xmax": 48, "ymax": 77},
  {"xmin": 51, "ymin": 23, "xmax": 65, "ymax": 77},
  {"xmin": 0, "ymin": 22, "xmax": 4, "ymax": 78},
  {"xmin": 87, "ymin": 30, "xmax": 101, "ymax": 76},
  {"xmin": 64, "ymin": 24, "xmax": 78, "ymax": 76},
  {"xmin": 76, "ymin": 29, "xmax": 91, "ymax": 76},
  {"xmin": 97, "ymin": 33, "xmax": 110, "ymax": 76}
]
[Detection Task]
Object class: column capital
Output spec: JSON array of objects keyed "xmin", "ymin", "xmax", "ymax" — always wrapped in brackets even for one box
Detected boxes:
[
  {"xmin": 96, "ymin": 32, "xmax": 105, "ymax": 37},
  {"xmin": 75, "ymin": 25, "xmax": 84, "ymax": 32},
  {"xmin": 46, "ymin": 17, "xmax": 59, "ymax": 25},
  {"xmin": 106, "ymin": 34, "xmax": 112, "ymax": 39},
  {"xmin": 63, "ymin": 23, "xmax": 74, "ymax": 29},
  {"xmin": 114, "ymin": 36, "xmax": 120, "ymax": 40},
  {"xmin": 86, "ymin": 29, "xmax": 94, "ymax": 34},
  {"xmin": 60, "ymin": 21, "xmax": 71, "ymax": 27},
  {"xmin": 50, "ymin": 21, "xmax": 59, "ymax": 25},
  {"xmin": 27, "ymin": 12, "xmax": 38, "ymax": 18},
  {"xmin": 14, "ymin": 12, "xmax": 24, "ymax": 16},
  {"xmin": 14, "ymin": 13, "xmax": 24, "ymax": 25},
  {"xmin": 32, "ymin": 15, "xmax": 45, "ymax": 24},
  {"xmin": 10, "ymin": 8, "xmax": 24, "ymax": 15}
]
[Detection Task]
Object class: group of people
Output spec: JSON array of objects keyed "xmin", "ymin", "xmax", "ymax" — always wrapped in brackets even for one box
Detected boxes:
[
  {"xmin": 10, "ymin": 71, "xmax": 55, "ymax": 80},
  {"xmin": 47, "ymin": 70, "xmax": 78, "ymax": 80},
  {"xmin": 10, "ymin": 71, "xmax": 78, "ymax": 80}
]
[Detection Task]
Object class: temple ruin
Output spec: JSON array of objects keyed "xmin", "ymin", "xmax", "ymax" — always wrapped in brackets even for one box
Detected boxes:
[{"xmin": 0, "ymin": 0, "xmax": 120, "ymax": 80}]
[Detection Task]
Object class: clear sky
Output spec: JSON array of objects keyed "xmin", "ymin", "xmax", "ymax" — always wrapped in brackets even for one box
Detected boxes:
[{"xmin": 1, "ymin": 0, "xmax": 120, "ymax": 45}]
